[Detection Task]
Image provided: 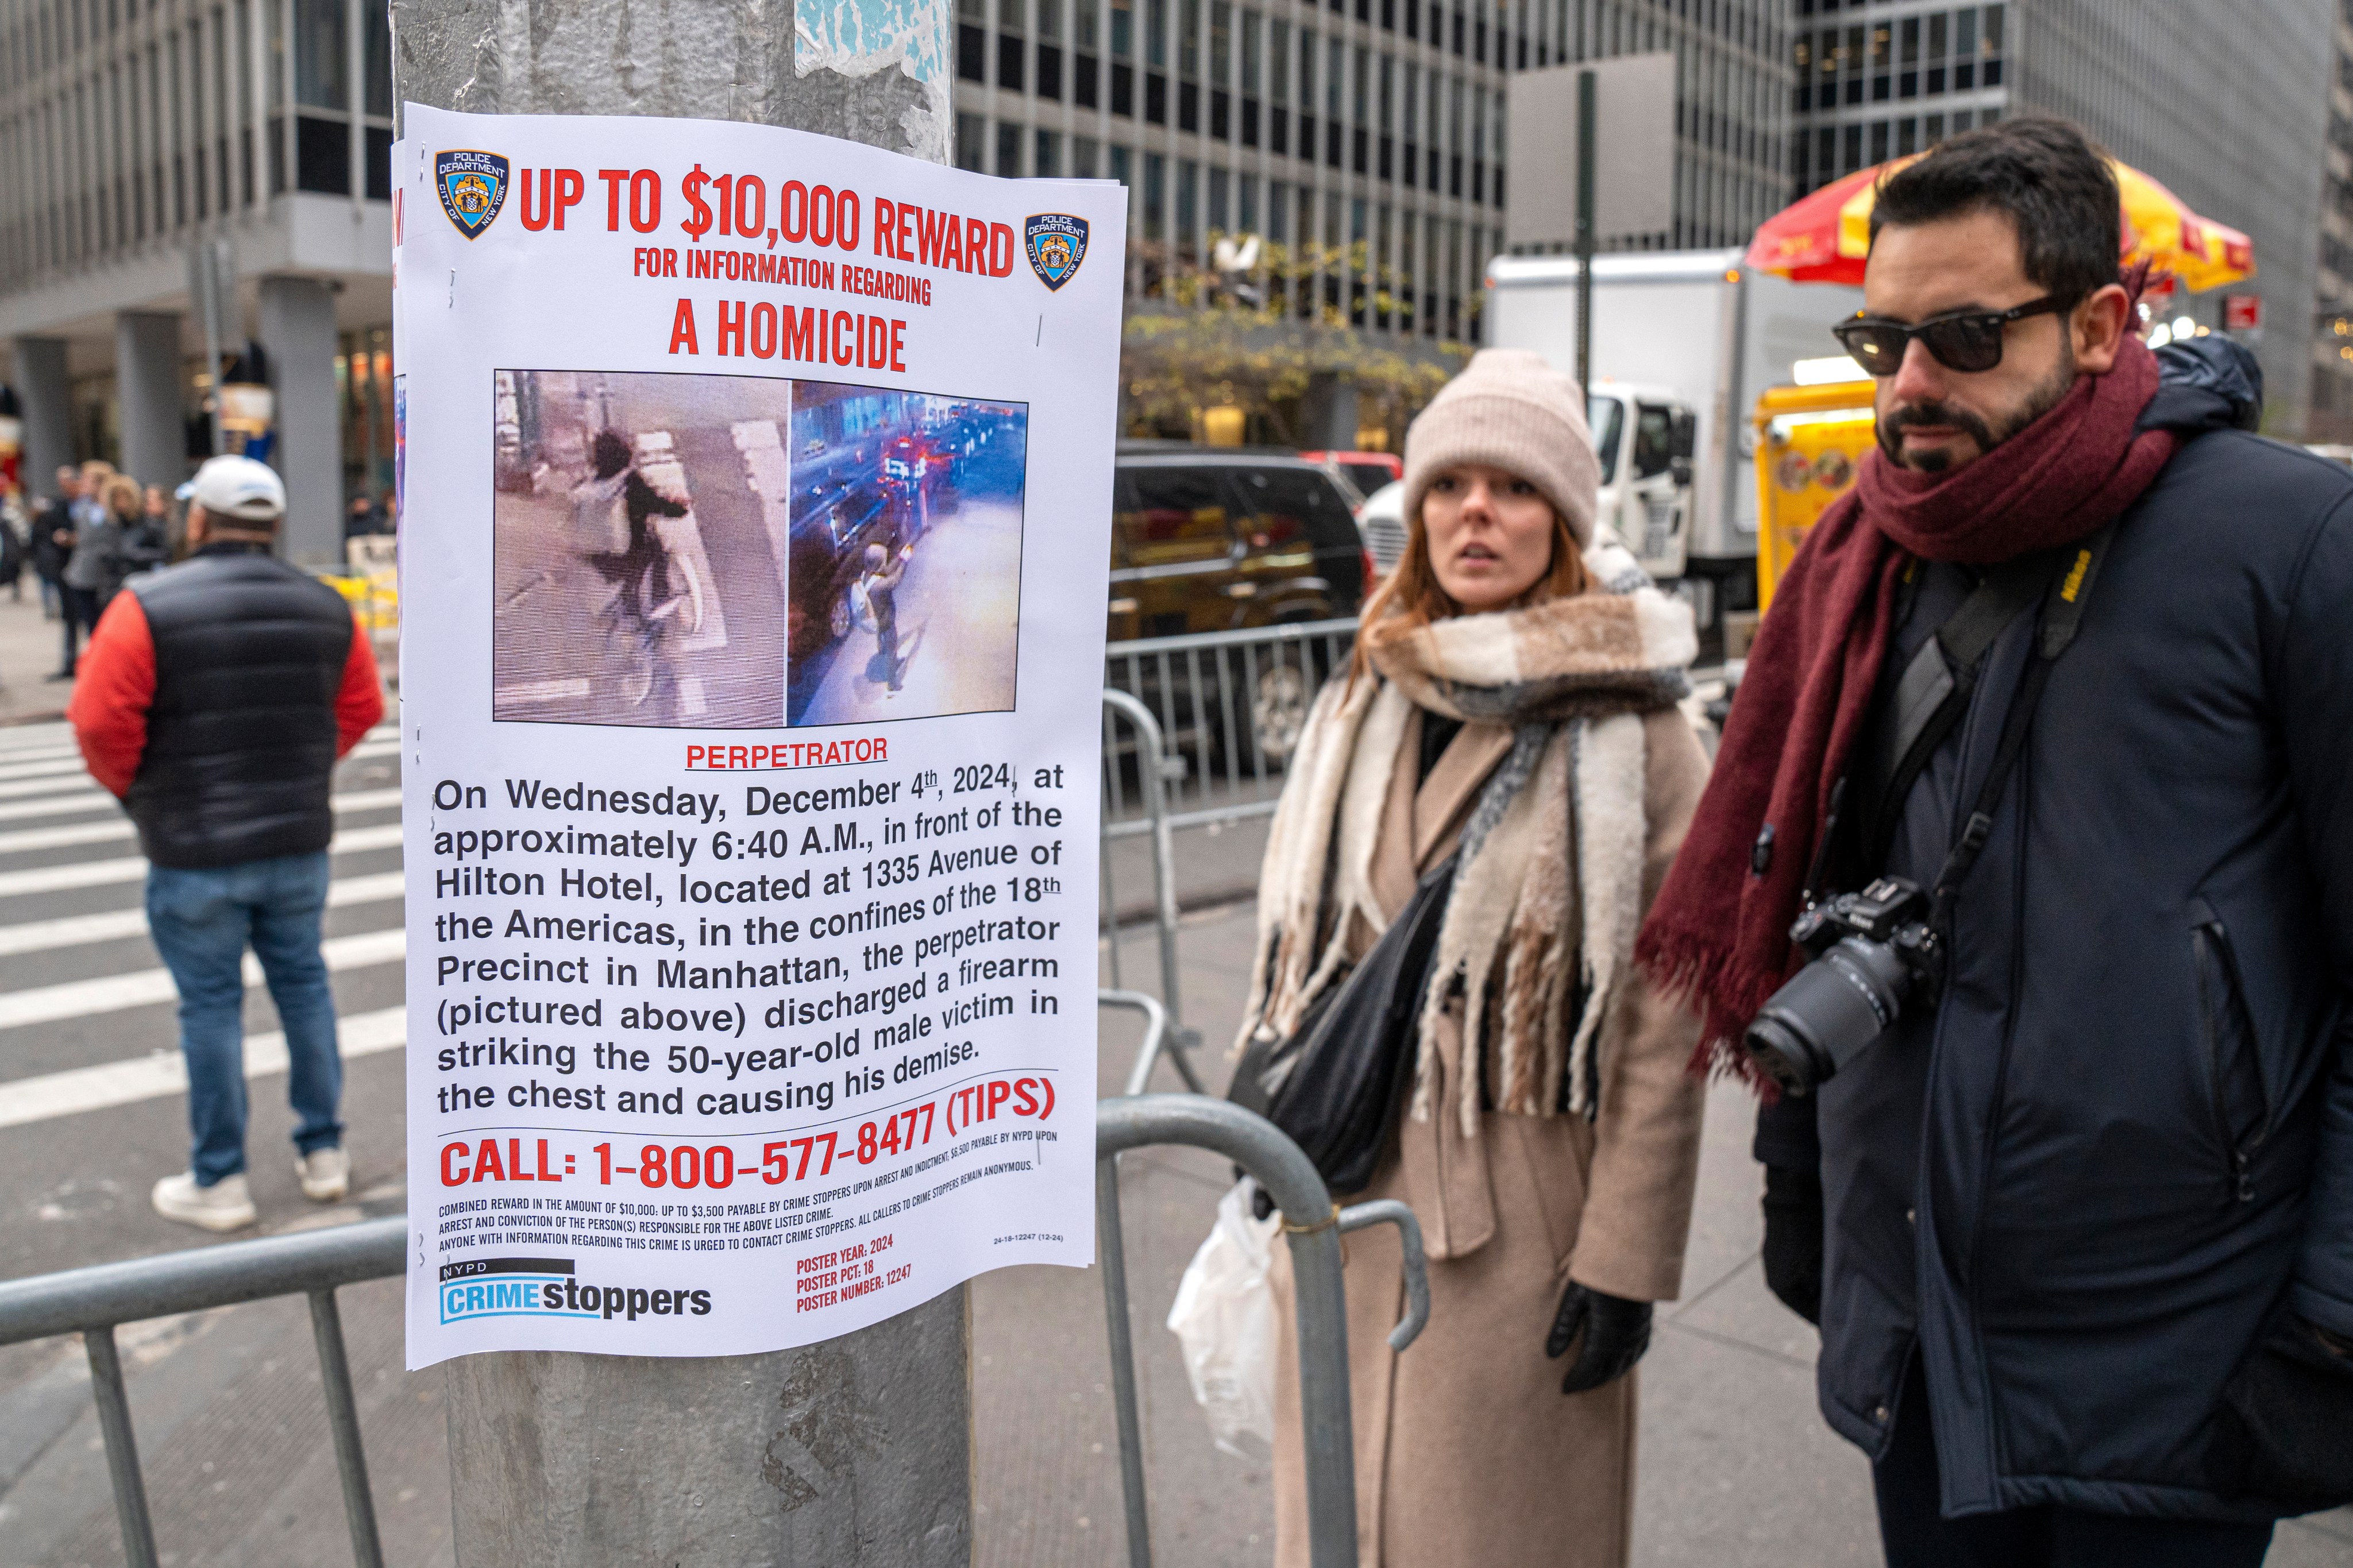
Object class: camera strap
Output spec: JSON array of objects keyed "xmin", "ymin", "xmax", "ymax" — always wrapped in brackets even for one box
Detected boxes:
[
  {"xmin": 1926, "ymin": 519, "xmax": 2121, "ymax": 917},
  {"xmin": 1865, "ymin": 554, "xmax": 2058, "ymax": 868}
]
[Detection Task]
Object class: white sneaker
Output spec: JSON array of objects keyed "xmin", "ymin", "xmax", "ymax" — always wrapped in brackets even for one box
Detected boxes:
[
  {"xmin": 296, "ymin": 1146, "xmax": 350, "ymax": 1203},
  {"xmin": 152, "ymin": 1172, "xmax": 257, "ymax": 1232}
]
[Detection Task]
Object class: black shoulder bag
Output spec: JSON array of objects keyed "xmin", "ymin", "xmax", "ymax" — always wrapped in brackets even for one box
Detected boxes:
[{"xmin": 1229, "ymin": 852, "xmax": 1459, "ymax": 1197}]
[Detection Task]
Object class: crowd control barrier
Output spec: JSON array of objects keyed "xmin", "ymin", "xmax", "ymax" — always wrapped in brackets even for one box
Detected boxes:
[
  {"xmin": 0, "ymin": 1094, "xmax": 1425, "ymax": 1568},
  {"xmin": 0, "ymin": 1215, "xmax": 404, "ymax": 1568},
  {"xmin": 1098, "ymin": 621, "xmax": 1357, "ymax": 1069},
  {"xmin": 1096, "ymin": 1095, "xmax": 1428, "ymax": 1568}
]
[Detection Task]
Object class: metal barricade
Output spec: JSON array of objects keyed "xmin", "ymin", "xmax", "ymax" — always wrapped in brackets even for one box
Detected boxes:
[
  {"xmin": 0, "ymin": 1216, "xmax": 405, "ymax": 1568},
  {"xmin": 1101, "ymin": 617, "xmax": 1358, "ymax": 838},
  {"xmin": 0, "ymin": 1098, "xmax": 1423, "ymax": 1568},
  {"xmin": 1096, "ymin": 1095, "xmax": 1429, "ymax": 1568},
  {"xmin": 1098, "ymin": 690, "xmax": 1190, "ymax": 1036},
  {"xmin": 1101, "ymin": 986, "xmax": 1203, "ymax": 1096},
  {"xmin": 1098, "ymin": 624, "xmax": 1356, "ymax": 1065}
]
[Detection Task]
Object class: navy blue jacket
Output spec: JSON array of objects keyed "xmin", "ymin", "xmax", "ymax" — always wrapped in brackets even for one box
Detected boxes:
[{"xmin": 1760, "ymin": 342, "xmax": 2353, "ymax": 1521}]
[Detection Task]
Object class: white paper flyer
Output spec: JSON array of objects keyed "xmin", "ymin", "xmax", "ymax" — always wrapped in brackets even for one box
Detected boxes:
[{"xmin": 394, "ymin": 103, "xmax": 1124, "ymax": 1366}]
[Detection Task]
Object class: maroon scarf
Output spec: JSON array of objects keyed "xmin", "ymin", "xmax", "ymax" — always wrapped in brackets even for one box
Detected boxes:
[{"xmin": 1638, "ymin": 330, "xmax": 2180, "ymax": 1088}]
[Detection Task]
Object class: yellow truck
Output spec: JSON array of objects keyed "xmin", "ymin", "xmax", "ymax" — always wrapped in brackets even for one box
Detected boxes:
[{"xmin": 1753, "ymin": 378, "xmax": 1876, "ymax": 616}]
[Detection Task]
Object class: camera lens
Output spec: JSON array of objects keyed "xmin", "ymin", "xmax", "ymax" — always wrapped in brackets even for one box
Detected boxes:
[{"xmin": 1743, "ymin": 936, "xmax": 1915, "ymax": 1095}]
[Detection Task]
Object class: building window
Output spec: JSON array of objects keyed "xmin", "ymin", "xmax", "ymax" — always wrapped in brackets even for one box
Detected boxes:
[
  {"xmin": 1209, "ymin": 166, "xmax": 1229, "ymax": 232},
  {"xmin": 1178, "ymin": 159, "xmax": 1198, "ymax": 253},
  {"xmin": 999, "ymin": 32, "xmax": 1025, "ymax": 91},
  {"xmin": 997, "ymin": 120, "xmax": 1023, "ymax": 175},
  {"xmin": 1075, "ymin": 136, "xmax": 1100, "ymax": 177},
  {"xmin": 1240, "ymin": 172, "xmax": 1260, "ymax": 231},
  {"xmin": 956, "ymin": 112, "xmax": 987, "ymax": 171},
  {"xmin": 1039, "ymin": 44, "xmax": 1063, "ymax": 98},
  {"xmin": 1144, "ymin": 152, "xmax": 1166, "ymax": 238},
  {"xmin": 959, "ymin": 22, "xmax": 986, "ymax": 80},
  {"xmin": 1036, "ymin": 129, "xmax": 1063, "ymax": 176}
]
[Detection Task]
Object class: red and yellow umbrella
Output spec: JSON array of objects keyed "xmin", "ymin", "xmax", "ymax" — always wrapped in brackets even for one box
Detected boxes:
[{"xmin": 1745, "ymin": 155, "xmax": 2255, "ymax": 292}]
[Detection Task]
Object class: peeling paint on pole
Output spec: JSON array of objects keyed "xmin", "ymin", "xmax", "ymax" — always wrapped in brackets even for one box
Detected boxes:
[
  {"xmin": 795, "ymin": 0, "xmax": 951, "ymax": 163},
  {"xmin": 389, "ymin": 0, "xmax": 953, "ymax": 164}
]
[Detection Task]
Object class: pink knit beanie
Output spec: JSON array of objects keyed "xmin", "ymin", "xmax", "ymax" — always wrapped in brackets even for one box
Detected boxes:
[{"xmin": 1401, "ymin": 349, "xmax": 1601, "ymax": 547}]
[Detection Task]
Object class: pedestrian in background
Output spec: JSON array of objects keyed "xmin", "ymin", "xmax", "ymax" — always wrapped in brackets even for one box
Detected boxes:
[
  {"xmin": 68, "ymin": 454, "xmax": 384, "ymax": 1232},
  {"xmin": 32, "ymin": 464, "xmax": 73, "ymax": 620},
  {"xmin": 92, "ymin": 473, "xmax": 148, "ymax": 606},
  {"xmin": 48, "ymin": 463, "xmax": 116, "ymax": 680},
  {"xmin": 1642, "ymin": 118, "xmax": 2353, "ymax": 1564},
  {"xmin": 0, "ymin": 482, "xmax": 28, "ymax": 604},
  {"xmin": 1235, "ymin": 349, "xmax": 1710, "ymax": 1567},
  {"xmin": 122, "ymin": 482, "xmax": 172, "ymax": 580}
]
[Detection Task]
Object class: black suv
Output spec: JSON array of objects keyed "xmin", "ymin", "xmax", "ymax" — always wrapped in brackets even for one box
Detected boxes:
[
  {"xmin": 1108, "ymin": 448, "xmax": 1370, "ymax": 762},
  {"xmin": 1109, "ymin": 449, "xmax": 1370, "ymax": 642}
]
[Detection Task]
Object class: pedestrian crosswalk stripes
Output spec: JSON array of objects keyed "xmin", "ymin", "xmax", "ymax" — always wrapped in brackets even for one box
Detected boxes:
[
  {"xmin": 0, "ymin": 735, "xmax": 401, "ymax": 804},
  {"xmin": 0, "ymin": 821, "xmax": 404, "ymax": 899},
  {"xmin": 0, "ymin": 710, "xmax": 414, "ymax": 1135},
  {"xmin": 0, "ymin": 785, "xmax": 399, "ymax": 855},
  {"xmin": 0, "ymin": 1006, "xmax": 407, "ymax": 1131},
  {"xmin": 0, "ymin": 755, "xmax": 99, "ymax": 783},
  {"xmin": 0, "ymin": 869, "xmax": 404, "ymax": 957},
  {"xmin": 0, "ymin": 926, "xmax": 406, "ymax": 1034}
]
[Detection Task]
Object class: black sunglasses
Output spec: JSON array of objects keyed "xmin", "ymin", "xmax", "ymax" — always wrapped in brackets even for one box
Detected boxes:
[{"xmin": 1833, "ymin": 295, "xmax": 2073, "ymax": 376}]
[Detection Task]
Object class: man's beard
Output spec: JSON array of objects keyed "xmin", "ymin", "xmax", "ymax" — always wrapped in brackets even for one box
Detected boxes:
[{"xmin": 1877, "ymin": 345, "xmax": 2078, "ymax": 474}]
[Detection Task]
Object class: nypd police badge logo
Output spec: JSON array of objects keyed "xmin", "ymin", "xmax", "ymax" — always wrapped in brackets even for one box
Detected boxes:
[
  {"xmin": 436, "ymin": 150, "xmax": 510, "ymax": 240},
  {"xmin": 1024, "ymin": 214, "xmax": 1089, "ymax": 291}
]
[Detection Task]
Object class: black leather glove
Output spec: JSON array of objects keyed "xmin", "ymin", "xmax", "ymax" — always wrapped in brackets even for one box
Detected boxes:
[
  {"xmin": 2216, "ymin": 1310, "xmax": 2353, "ymax": 1505},
  {"xmin": 1760, "ymin": 1164, "xmax": 1824, "ymax": 1327},
  {"xmin": 1546, "ymin": 1281, "xmax": 1653, "ymax": 1394}
]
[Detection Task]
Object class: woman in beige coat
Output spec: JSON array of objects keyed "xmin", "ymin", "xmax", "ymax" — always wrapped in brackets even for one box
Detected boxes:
[{"xmin": 1235, "ymin": 349, "xmax": 1711, "ymax": 1567}]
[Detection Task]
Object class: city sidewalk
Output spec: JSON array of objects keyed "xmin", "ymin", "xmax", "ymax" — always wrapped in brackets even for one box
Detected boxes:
[{"xmin": 0, "ymin": 582, "xmax": 78, "ymax": 724}]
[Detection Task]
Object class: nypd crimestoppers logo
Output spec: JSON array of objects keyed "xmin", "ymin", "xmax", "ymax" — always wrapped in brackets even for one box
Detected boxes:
[
  {"xmin": 436, "ymin": 149, "xmax": 510, "ymax": 240},
  {"xmin": 438, "ymin": 1256, "xmax": 713, "ymax": 1324},
  {"xmin": 1024, "ymin": 214, "xmax": 1089, "ymax": 291}
]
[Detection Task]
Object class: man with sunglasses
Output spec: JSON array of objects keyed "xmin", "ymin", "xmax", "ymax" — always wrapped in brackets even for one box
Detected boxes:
[{"xmin": 1641, "ymin": 117, "xmax": 2353, "ymax": 1564}]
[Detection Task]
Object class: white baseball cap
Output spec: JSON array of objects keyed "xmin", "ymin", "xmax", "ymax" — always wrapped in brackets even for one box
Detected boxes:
[{"xmin": 176, "ymin": 454, "xmax": 286, "ymax": 521}]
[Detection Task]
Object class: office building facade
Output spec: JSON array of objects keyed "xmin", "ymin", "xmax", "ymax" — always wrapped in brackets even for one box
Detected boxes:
[
  {"xmin": 955, "ymin": 0, "xmax": 1792, "ymax": 346},
  {"xmin": 1788, "ymin": 0, "xmax": 2332, "ymax": 434},
  {"xmin": 2310, "ymin": 0, "xmax": 2353, "ymax": 441},
  {"xmin": 0, "ymin": 0, "xmax": 394, "ymax": 560}
]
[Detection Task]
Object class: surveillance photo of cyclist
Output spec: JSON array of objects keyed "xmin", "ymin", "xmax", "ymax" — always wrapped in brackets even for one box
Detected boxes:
[
  {"xmin": 487, "ymin": 368, "xmax": 1027, "ymax": 729},
  {"xmin": 784, "ymin": 382, "xmax": 1026, "ymax": 726}
]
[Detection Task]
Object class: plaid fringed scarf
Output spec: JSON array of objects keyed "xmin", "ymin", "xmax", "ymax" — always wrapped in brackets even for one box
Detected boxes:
[{"xmin": 1236, "ymin": 543, "xmax": 1695, "ymax": 1132}]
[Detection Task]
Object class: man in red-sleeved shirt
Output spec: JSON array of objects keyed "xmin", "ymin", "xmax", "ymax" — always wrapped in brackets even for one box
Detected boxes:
[{"xmin": 70, "ymin": 455, "xmax": 384, "ymax": 1232}]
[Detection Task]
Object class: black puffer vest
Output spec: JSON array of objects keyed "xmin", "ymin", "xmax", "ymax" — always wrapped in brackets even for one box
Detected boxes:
[{"xmin": 125, "ymin": 544, "xmax": 356, "ymax": 870}]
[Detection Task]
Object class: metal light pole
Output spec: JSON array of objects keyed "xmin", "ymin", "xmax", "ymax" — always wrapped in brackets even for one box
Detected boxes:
[
  {"xmin": 1574, "ymin": 66, "xmax": 1596, "ymax": 406},
  {"xmin": 391, "ymin": 5, "xmax": 968, "ymax": 1563}
]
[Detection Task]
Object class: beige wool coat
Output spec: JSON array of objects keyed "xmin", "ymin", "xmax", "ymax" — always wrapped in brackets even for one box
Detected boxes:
[{"xmin": 1267, "ymin": 702, "xmax": 1711, "ymax": 1568}]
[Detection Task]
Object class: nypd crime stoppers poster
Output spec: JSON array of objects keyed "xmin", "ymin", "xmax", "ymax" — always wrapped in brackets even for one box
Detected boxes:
[{"xmin": 393, "ymin": 105, "xmax": 1124, "ymax": 1365}]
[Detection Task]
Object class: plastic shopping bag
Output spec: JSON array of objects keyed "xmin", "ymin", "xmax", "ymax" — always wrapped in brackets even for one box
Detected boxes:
[{"xmin": 1166, "ymin": 1179, "xmax": 1281, "ymax": 1457}]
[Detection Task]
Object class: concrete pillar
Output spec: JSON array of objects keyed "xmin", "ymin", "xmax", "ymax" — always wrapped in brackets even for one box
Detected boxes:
[
  {"xmin": 10, "ymin": 337, "xmax": 74, "ymax": 495},
  {"xmin": 396, "ymin": 6, "xmax": 966, "ymax": 1564},
  {"xmin": 114, "ymin": 313, "xmax": 186, "ymax": 490},
  {"xmin": 257, "ymin": 276, "xmax": 343, "ymax": 566},
  {"xmin": 1301, "ymin": 374, "xmax": 1361, "ymax": 450}
]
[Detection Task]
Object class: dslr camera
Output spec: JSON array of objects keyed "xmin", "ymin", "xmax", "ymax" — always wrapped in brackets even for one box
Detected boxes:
[{"xmin": 1745, "ymin": 877, "xmax": 1943, "ymax": 1097}]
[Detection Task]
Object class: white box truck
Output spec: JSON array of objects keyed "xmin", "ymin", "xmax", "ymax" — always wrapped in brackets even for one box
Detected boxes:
[{"xmin": 1486, "ymin": 248, "xmax": 1864, "ymax": 632}]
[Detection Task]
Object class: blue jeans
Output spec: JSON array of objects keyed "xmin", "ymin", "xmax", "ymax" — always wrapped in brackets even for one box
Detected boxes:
[{"xmin": 146, "ymin": 852, "xmax": 343, "ymax": 1185}]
